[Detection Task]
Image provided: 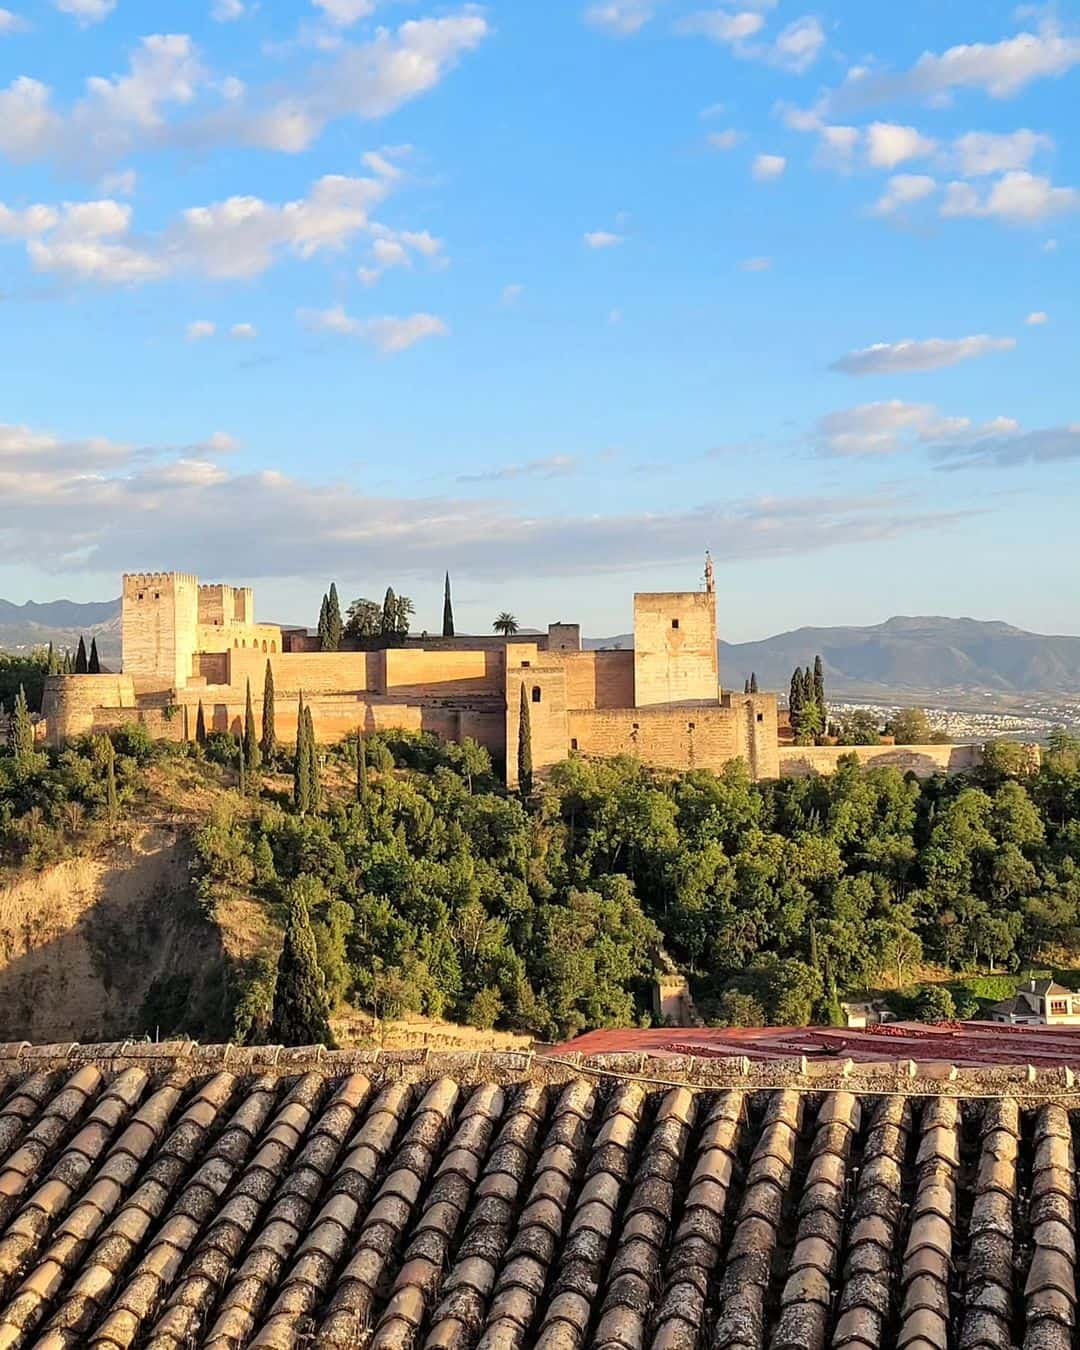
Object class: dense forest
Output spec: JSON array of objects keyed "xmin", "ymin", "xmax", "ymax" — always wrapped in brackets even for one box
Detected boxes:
[{"xmin": 4, "ymin": 691, "xmax": 1080, "ymax": 1041}]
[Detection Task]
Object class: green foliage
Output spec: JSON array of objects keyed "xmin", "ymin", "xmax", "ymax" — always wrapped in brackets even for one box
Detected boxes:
[
  {"xmin": 518, "ymin": 683, "xmax": 533, "ymax": 799},
  {"xmin": 11, "ymin": 686, "xmax": 34, "ymax": 762},
  {"xmin": 243, "ymin": 679, "xmax": 261, "ymax": 774},
  {"xmin": 261, "ymin": 661, "xmax": 276, "ymax": 761},
  {"xmin": 838, "ymin": 710, "xmax": 881, "ymax": 745},
  {"xmin": 74, "ymin": 637, "xmax": 88, "ymax": 675},
  {"xmin": 269, "ymin": 881, "xmax": 334, "ymax": 1046},
  {"xmin": 705, "ymin": 989, "xmax": 765, "ymax": 1028},
  {"xmin": 443, "ymin": 572, "xmax": 455, "ymax": 638},
  {"xmin": 204, "ymin": 731, "xmax": 238, "ymax": 767},
  {"xmin": 493, "ymin": 612, "xmax": 519, "ymax": 636},
  {"xmin": 467, "ymin": 985, "xmax": 502, "ymax": 1029},
  {"xmin": 195, "ymin": 700, "xmax": 207, "ymax": 746},
  {"xmin": 88, "ymin": 638, "xmax": 101, "ymax": 674},
  {"xmin": 326, "ymin": 583, "xmax": 343, "ymax": 651},
  {"xmin": 914, "ymin": 984, "xmax": 956, "ymax": 1022},
  {"xmin": 111, "ymin": 722, "xmax": 153, "ymax": 764},
  {"xmin": 0, "ymin": 650, "xmax": 49, "ymax": 713}
]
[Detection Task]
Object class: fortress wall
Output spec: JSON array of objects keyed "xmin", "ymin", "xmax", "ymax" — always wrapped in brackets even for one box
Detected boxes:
[
  {"xmin": 568, "ymin": 703, "xmax": 741, "ymax": 773},
  {"xmin": 222, "ymin": 649, "xmax": 381, "ymax": 696},
  {"xmin": 778, "ymin": 743, "xmax": 984, "ymax": 779},
  {"xmin": 195, "ymin": 623, "xmax": 281, "ymax": 657},
  {"xmin": 559, "ymin": 650, "xmax": 635, "ymax": 710},
  {"xmin": 633, "ymin": 591, "xmax": 719, "ymax": 707},
  {"xmin": 456, "ymin": 707, "xmax": 506, "ymax": 757},
  {"xmin": 41, "ymin": 674, "xmax": 137, "ymax": 745},
  {"xmin": 506, "ymin": 667, "xmax": 569, "ymax": 787},
  {"xmin": 122, "ymin": 573, "xmax": 199, "ymax": 688},
  {"xmin": 384, "ymin": 648, "xmax": 504, "ymax": 697},
  {"xmin": 733, "ymin": 693, "xmax": 781, "ymax": 780}
]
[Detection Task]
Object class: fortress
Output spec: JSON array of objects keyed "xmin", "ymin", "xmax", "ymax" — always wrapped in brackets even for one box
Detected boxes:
[{"xmin": 39, "ymin": 567, "xmax": 986, "ymax": 782}]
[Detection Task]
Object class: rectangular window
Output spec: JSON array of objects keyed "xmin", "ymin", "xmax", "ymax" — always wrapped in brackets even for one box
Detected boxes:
[
  {"xmin": 632, "ymin": 722, "xmax": 639, "ymax": 731},
  {"xmin": 756, "ymin": 712, "xmax": 764, "ymax": 723},
  {"xmin": 570, "ymin": 738, "xmax": 578, "ymax": 750},
  {"xmin": 671, "ymin": 618, "xmax": 680, "ymax": 629},
  {"xmin": 687, "ymin": 721, "xmax": 695, "ymax": 731}
]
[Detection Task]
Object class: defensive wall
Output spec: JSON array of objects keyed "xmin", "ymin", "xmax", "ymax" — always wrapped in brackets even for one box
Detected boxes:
[
  {"xmin": 633, "ymin": 591, "xmax": 718, "ymax": 707},
  {"xmin": 777, "ymin": 743, "xmax": 986, "ymax": 777}
]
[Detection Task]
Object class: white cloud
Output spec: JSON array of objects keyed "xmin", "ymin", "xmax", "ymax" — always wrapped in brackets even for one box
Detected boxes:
[
  {"xmin": 313, "ymin": 0, "xmax": 374, "ymax": 25},
  {"xmin": 584, "ymin": 230, "xmax": 623, "ymax": 248},
  {"xmin": 740, "ymin": 256, "xmax": 771, "ymax": 271},
  {"xmin": 0, "ymin": 9, "xmax": 27, "ymax": 33},
  {"xmin": 0, "ymin": 202, "xmax": 59, "ymax": 237},
  {"xmin": 769, "ymin": 16, "xmax": 825, "ymax": 73},
  {"xmin": 299, "ymin": 304, "xmax": 449, "ymax": 352},
  {"xmin": 707, "ymin": 128, "xmax": 740, "ymax": 150},
  {"xmin": 838, "ymin": 22, "xmax": 1080, "ymax": 104},
  {"xmin": 950, "ymin": 129, "xmax": 1053, "ymax": 176},
  {"xmin": 935, "ymin": 424, "xmax": 1080, "ymax": 470},
  {"xmin": 0, "ymin": 16, "xmax": 489, "ymax": 166},
  {"xmin": 872, "ymin": 173, "xmax": 937, "ymax": 215},
  {"xmin": 1025, "ymin": 310, "xmax": 1048, "ymax": 324},
  {"xmin": 1043, "ymin": 237, "xmax": 1058, "ymax": 252},
  {"xmin": 458, "ymin": 455, "xmax": 578, "ymax": 484},
  {"xmin": 186, "ymin": 320, "xmax": 216, "ymax": 341},
  {"xmin": 98, "ymin": 168, "xmax": 136, "ymax": 197},
  {"xmin": 52, "ymin": 0, "xmax": 115, "ymax": 23},
  {"xmin": 866, "ymin": 122, "xmax": 936, "ymax": 169},
  {"xmin": 0, "ymin": 418, "xmax": 969, "ymax": 579},
  {"xmin": 677, "ymin": 9, "xmax": 766, "ymax": 44},
  {"xmin": 212, "ymin": 0, "xmax": 246, "ymax": 20},
  {"xmin": 941, "ymin": 170, "xmax": 1079, "ymax": 223},
  {"xmin": 818, "ymin": 400, "xmax": 1018, "ymax": 456},
  {"xmin": 752, "ymin": 153, "xmax": 786, "ymax": 181},
  {"xmin": 230, "ymin": 322, "xmax": 257, "ymax": 339},
  {"xmin": 500, "ymin": 283, "xmax": 524, "ymax": 306},
  {"xmin": 832, "ymin": 334, "xmax": 1016, "ymax": 376},
  {"xmin": 584, "ymin": 0, "xmax": 659, "ymax": 35},
  {"xmin": 357, "ymin": 224, "xmax": 444, "ymax": 285},
  {"xmin": 812, "ymin": 124, "xmax": 859, "ymax": 171}
]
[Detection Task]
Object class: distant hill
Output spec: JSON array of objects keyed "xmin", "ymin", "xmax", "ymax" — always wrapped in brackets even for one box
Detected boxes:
[
  {"xmin": 0, "ymin": 597, "xmax": 121, "ymax": 662},
  {"xmin": 588, "ymin": 616, "xmax": 1080, "ymax": 698}
]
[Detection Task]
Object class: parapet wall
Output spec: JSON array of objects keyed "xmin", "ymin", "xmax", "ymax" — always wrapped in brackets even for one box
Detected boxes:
[
  {"xmin": 633, "ymin": 591, "xmax": 719, "ymax": 707},
  {"xmin": 778, "ymin": 743, "xmax": 984, "ymax": 778},
  {"xmin": 41, "ymin": 674, "xmax": 137, "ymax": 745},
  {"xmin": 559, "ymin": 649, "xmax": 635, "ymax": 710}
]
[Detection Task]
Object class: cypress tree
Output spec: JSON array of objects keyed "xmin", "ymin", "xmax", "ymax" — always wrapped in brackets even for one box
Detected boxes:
[
  {"xmin": 74, "ymin": 637, "xmax": 88, "ymax": 674},
  {"xmin": 743, "ymin": 678, "xmax": 750, "ymax": 694},
  {"xmin": 11, "ymin": 685, "xmax": 34, "ymax": 762},
  {"xmin": 268, "ymin": 889, "xmax": 333, "ymax": 1046},
  {"xmin": 244, "ymin": 678, "xmax": 261, "ymax": 772},
  {"xmin": 238, "ymin": 740, "xmax": 246, "ymax": 796},
  {"xmin": 517, "ymin": 682, "xmax": 533, "ymax": 799},
  {"xmin": 326, "ymin": 584, "xmax": 343, "ymax": 651},
  {"xmin": 195, "ymin": 700, "xmax": 207, "ymax": 746},
  {"xmin": 317, "ymin": 593, "xmax": 330, "ymax": 650},
  {"xmin": 305, "ymin": 705, "xmax": 320, "ymax": 810},
  {"xmin": 88, "ymin": 637, "xmax": 101, "ymax": 674},
  {"xmin": 789, "ymin": 667, "xmax": 803, "ymax": 724},
  {"xmin": 46, "ymin": 642, "xmax": 59, "ymax": 676},
  {"xmin": 356, "ymin": 729, "xmax": 368, "ymax": 802},
  {"xmin": 261, "ymin": 659, "xmax": 276, "ymax": 761},
  {"xmin": 62, "ymin": 649, "xmax": 73, "ymax": 675},
  {"xmin": 750, "ymin": 671, "xmax": 759, "ymax": 694},
  {"xmin": 104, "ymin": 738, "xmax": 118, "ymax": 828},
  {"xmin": 442, "ymin": 572, "xmax": 455, "ymax": 638},
  {"xmin": 813, "ymin": 654, "xmax": 826, "ymax": 723},
  {"xmin": 293, "ymin": 695, "xmax": 308, "ymax": 812}
]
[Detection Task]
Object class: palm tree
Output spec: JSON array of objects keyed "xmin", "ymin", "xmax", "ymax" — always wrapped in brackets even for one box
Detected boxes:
[{"xmin": 493, "ymin": 612, "xmax": 519, "ymax": 636}]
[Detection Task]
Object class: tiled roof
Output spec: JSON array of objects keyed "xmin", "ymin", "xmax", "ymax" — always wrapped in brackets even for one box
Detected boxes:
[{"xmin": 0, "ymin": 1042, "xmax": 1071, "ymax": 1348}]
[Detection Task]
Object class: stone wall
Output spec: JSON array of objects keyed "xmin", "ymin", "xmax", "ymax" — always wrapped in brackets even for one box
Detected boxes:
[
  {"xmin": 224, "ymin": 649, "xmax": 380, "ymax": 697},
  {"xmin": 559, "ymin": 650, "xmax": 635, "ymax": 710},
  {"xmin": 506, "ymin": 666, "xmax": 569, "ymax": 787},
  {"xmin": 568, "ymin": 703, "xmax": 740, "ymax": 771},
  {"xmin": 41, "ymin": 674, "xmax": 138, "ymax": 745},
  {"xmin": 633, "ymin": 591, "xmax": 719, "ymax": 707},
  {"xmin": 122, "ymin": 572, "xmax": 199, "ymax": 689},
  {"xmin": 384, "ymin": 648, "xmax": 504, "ymax": 698},
  {"xmin": 195, "ymin": 622, "xmax": 281, "ymax": 657},
  {"xmin": 778, "ymin": 743, "xmax": 985, "ymax": 778}
]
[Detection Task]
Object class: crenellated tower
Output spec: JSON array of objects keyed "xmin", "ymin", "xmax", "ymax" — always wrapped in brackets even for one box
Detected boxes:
[{"xmin": 121, "ymin": 572, "xmax": 200, "ymax": 689}]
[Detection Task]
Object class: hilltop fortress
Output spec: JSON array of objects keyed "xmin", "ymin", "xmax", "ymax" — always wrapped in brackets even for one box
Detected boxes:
[{"xmin": 39, "ymin": 568, "xmax": 986, "ymax": 782}]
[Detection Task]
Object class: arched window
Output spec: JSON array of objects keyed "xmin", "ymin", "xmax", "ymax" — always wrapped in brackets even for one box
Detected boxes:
[
  {"xmin": 262, "ymin": 640, "xmax": 267, "ymax": 652},
  {"xmin": 531, "ymin": 686, "xmax": 541, "ymax": 703},
  {"xmin": 271, "ymin": 641, "xmax": 277, "ymax": 653},
  {"xmin": 234, "ymin": 639, "xmax": 239, "ymax": 648}
]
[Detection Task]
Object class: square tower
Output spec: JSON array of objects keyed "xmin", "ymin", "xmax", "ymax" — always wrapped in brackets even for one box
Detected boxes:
[
  {"xmin": 633, "ymin": 590, "xmax": 719, "ymax": 706},
  {"xmin": 122, "ymin": 572, "xmax": 200, "ymax": 689}
]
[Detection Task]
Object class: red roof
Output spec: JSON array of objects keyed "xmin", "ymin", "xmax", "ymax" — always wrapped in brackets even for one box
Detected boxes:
[{"xmin": 555, "ymin": 1020, "xmax": 1080, "ymax": 1067}]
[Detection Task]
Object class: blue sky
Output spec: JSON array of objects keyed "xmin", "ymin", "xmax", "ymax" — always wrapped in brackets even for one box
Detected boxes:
[{"xmin": 0, "ymin": 0, "xmax": 1078, "ymax": 640}]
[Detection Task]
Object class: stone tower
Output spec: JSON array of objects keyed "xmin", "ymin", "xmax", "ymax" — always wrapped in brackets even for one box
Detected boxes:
[
  {"xmin": 121, "ymin": 572, "xmax": 199, "ymax": 689},
  {"xmin": 632, "ymin": 590, "xmax": 719, "ymax": 706}
]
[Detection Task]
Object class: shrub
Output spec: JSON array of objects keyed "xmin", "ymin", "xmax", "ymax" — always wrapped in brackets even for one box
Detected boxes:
[
  {"xmin": 204, "ymin": 731, "xmax": 239, "ymax": 767},
  {"xmin": 467, "ymin": 985, "xmax": 504, "ymax": 1030},
  {"xmin": 914, "ymin": 985, "xmax": 956, "ymax": 1022}
]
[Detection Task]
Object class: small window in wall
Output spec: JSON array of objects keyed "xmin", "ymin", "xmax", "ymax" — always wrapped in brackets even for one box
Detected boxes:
[
  {"xmin": 632, "ymin": 722, "xmax": 639, "ymax": 731},
  {"xmin": 531, "ymin": 686, "xmax": 542, "ymax": 703},
  {"xmin": 570, "ymin": 738, "xmax": 578, "ymax": 750},
  {"xmin": 154, "ymin": 592, "xmax": 160, "ymax": 600},
  {"xmin": 234, "ymin": 639, "xmax": 239, "ymax": 648},
  {"xmin": 687, "ymin": 721, "xmax": 696, "ymax": 731},
  {"xmin": 756, "ymin": 712, "xmax": 764, "ymax": 723},
  {"xmin": 271, "ymin": 641, "xmax": 277, "ymax": 653},
  {"xmin": 521, "ymin": 661, "xmax": 531, "ymax": 668},
  {"xmin": 137, "ymin": 592, "xmax": 144, "ymax": 601},
  {"xmin": 671, "ymin": 618, "xmax": 680, "ymax": 630}
]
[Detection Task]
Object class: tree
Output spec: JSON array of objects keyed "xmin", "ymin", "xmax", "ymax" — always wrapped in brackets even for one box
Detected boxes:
[
  {"xmin": 813, "ymin": 655, "xmax": 825, "ymax": 723},
  {"xmin": 789, "ymin": 667, "xmax": 803, "ymax": 720},
  {"xmin": 293, "ymin": 695, "xmax": 311, "ymax": 812},
  {"xmin": 268, "ymin": 885, "xmax": 334, "ymax": 1046},
  {"xmin": 344, "ymin": 597, "xmax": 382, "ymax": 639},
  {"xmin": 381, "ymin": 587, "xmax": 397, "ymax": 638},
  {"xmin": 74, "ymin": 637, "xmax": 88, "ymax": 675},
  {"xmin": 356, "ymin": 730, "xmax": 368, "ymax": 802},
  {"xmin": 305, "ymin": 705, "xmax": 320, "ymax": 811},
  {"xmin": 890, "ymin": 708, "xmax": 933, "ymax": 745},
  {"xmin": 243, "ymin": 678, "xmax": 261, "ymax": 773},
  {"xmin": 261, "ymin": 660, "xmax": 276, "ymax": 761},
  {"xmin": 317, "ymin": 593, "xmax": 330, "ymax": 650},
  {"xmin": 743, "ymin": 678, "xmax": 750, "ymax": 694},
  {"xmin": 518, "ymin": 682, "xmax": 533, "ymax": 798},
  {"xmin": 839, "ymin": 710, "xmax": 880, "ymax": 745},
  {"xmin": 750, "ymin": 672, "xmax": 759, "ymax": 694},
  {"xmin": 195, "ymin": 700, "xmax": 207, "ymax": 746},
  {"xmin": 238, "ymin": 740, "xmax": 246, "ymax": 797},
  {"xmin": 443, "ymin": 572, "xmax": 455, "ymax": 638},
  {"xmin": 914, "ymin": 985, "xmax": 956, "ymax": 1023},
  {"xmin": 62, "ymin": 649, "xmax": 74, "ymax": 675},
  {"xmin": 494, "ymin": 612, "xmax": 520, "ymax": 636},
  {"xmin": 46, "ymin": 643, "xmax": 59, "ymax": 676},
  {"xmin": 11, "ymin": 685, "xmax": 34, "ymax": 762},
  {"xmin": 88, "ymin": 638, "xmax": 101, "ymax": 674},
  {"xmin": 326, "ymin": 583, "xmax": 343, "ymax": 651}
]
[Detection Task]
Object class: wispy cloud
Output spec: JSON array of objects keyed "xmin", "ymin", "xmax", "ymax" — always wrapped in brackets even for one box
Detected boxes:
[
  {"xmin": 457, "ymin": 454, "xmax": 579, "ymax": 484},
  {"xmin": 584, "ymin": 229, "xmax": 624, "ymax": 248},
  {"xmin": 941, "ymin": 171, "xmax": 1079, "ymax": 223},
  {"xmin": 299, "ymin": 304, "xmax": 449, "ymax": 352},
  {"xmin": 752, "ymin": 153, "xmax": 786, "ymax": 181},
  {"xmin": 832, "ymin": 335, "xmax": 1016, "ymax": 376},
  {"xmin": 817, "ymin": 400, "xmax": 1019, "ymax": 456}
]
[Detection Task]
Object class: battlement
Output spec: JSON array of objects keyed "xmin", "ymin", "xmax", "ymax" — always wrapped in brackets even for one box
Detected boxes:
[{"xmin": 123, "ymin": 572, "xmax": 198, "ymax": 588}]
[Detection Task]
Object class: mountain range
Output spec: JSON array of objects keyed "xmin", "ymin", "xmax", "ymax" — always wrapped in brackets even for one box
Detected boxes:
[
  {"xmin": 590, "ymin": 615, "xmax": 1080, "ymax": 700},
  {"xmin": 3, "ymin": 599, "xmax": 1080, "ymax": 700}
]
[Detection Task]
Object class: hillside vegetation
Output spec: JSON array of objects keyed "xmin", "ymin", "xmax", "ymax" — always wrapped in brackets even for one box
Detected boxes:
[{"xmin": 4, "ymin": 718, "xmax": 1080, "ymax": 1042}]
